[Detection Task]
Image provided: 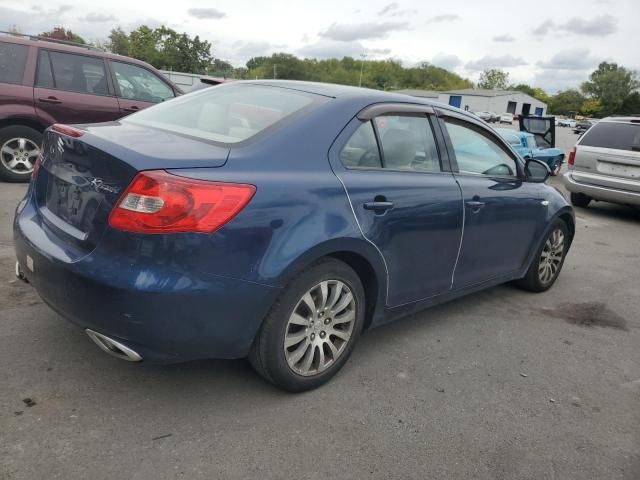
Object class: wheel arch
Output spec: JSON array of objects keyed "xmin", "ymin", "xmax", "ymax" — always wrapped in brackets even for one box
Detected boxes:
[
  {"xmin": 277, "ymin": 238, "xmax": 388, "ymax": 332},
  {"xmin": 0, "ymin": 117, "xmax": 47, "ymax": 134}
]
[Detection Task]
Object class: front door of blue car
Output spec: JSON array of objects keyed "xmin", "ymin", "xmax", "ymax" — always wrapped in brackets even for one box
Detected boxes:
[
  {"xmin": 329, "ymin": 105, "xmax": 463, "ymax": 307},
  {"xmin": 436, "ymin": 110, "xmax": 548, "ymax": 288}
]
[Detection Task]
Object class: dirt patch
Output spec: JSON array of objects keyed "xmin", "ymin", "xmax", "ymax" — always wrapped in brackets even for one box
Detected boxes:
[{"xmin": 542, "ymin": 302, "xmax": 628, "ymax": 331}]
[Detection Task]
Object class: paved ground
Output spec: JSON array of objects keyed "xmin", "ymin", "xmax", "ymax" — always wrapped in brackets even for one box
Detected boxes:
[{"xmin": 1, "ymin": 126, "xmax": 639, "ymax": 479}]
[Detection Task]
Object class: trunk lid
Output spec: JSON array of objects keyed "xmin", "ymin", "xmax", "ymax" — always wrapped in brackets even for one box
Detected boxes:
[{"xmin": 33, "ymin": 122, "xmax": 230, "ymax": 255}]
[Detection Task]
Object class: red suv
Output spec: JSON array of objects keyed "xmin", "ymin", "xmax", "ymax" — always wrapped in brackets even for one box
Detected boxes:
[{"xmin": 0, "ymin": 33, "xmax": 182, "ymax": 182}]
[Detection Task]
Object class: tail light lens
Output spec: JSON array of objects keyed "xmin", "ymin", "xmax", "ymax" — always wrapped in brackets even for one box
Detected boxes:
[
  {"xmin": 109, "ymin": 170, "xmax": 256, "ymax": 234},
  {"xmin": 568, "ymin": 147, "xmax": 576, "ymax": 166}
]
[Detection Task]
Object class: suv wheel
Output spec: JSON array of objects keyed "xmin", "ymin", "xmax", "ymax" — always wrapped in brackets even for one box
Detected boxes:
[
  {"xmin": 0, "ymin": 126, "xmax": 42, "ymax": 182},
  {"xmin": 570, "ymin": 192, "xmax": 591, "ymax": 208},
  {"xmin": 249, "ymin": 258, "xmax": 365, "ymax": 392}
]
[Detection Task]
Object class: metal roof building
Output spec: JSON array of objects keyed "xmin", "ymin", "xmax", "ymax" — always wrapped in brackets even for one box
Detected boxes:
[{"xmin": 436, "ymin": 89, "xmax": 547, "ymax": 116}]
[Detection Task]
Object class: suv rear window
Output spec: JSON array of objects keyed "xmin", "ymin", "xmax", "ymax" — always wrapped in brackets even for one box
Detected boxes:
[
  {"xmin": 0, "ymin": 41, "xmax": 28, "ymax": 85},
  {"xmin": 124, "ymin": 84, "xmax": 317, "ymax": 144},
  {"xmin": 580, "ymin": 122, "xmax": 640, "ymax": 152}
]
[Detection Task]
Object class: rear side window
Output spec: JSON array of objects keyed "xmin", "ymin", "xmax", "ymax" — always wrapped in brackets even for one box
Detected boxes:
[
  {"xmin": 340, "ymin": 121, "xmax": 382, "ymax": 168},
  {"xmin": 41, "ymin": 51, "xmax": 109, "ymax": 95},
  {"xmin": 375, "ymin": 115, "xmax": 441, "ymax": 172},
  {"xmin": 0, "ymin": 41, "xmax": 28, "ymax": 85},
  {"xmin": 125, "ymin": 84, "xmax": 316, "ymax": 144},
  {"xmin": 111, "ymin": 61, "xmax": 174, "ymax": 103},
  {"xmin": 580, "ymin": 122, "xmax": 640, "ymax": 152}
]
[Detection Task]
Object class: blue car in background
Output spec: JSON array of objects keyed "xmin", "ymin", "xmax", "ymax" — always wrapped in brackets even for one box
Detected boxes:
[
  {"xmin": 14, "ymin": 81, "xmax": 574, "ymax": 391},
  {"xmin": 496, "ymin": 128, "xmax": 565, "ymax": 175}
]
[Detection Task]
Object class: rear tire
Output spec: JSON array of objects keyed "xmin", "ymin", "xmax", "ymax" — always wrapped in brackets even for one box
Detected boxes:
[
  {"xmin": 516, "ymin": 220, "xmax": 569, "ymax": 292},
  {"xmin": 249, "ymin": 258, "xmax": 365, "ymax": 392},
  {"xmin": 570, "ymin": 192, "xmax": 591, "ymax": 208},
  {"xmin": 0, "ymin": 125, "xmax": 42, "ymax": 182}
]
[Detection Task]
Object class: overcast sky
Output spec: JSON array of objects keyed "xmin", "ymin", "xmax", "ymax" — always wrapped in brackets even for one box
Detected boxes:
[{"xmin": 2, "ymin": 0, "xmax": 638, "ymax": 92}]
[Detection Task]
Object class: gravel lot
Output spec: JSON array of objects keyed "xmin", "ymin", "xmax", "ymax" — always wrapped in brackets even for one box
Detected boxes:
[{"xmin": 1, "ymin": 126, "xmax": 638, "ymax": 480}]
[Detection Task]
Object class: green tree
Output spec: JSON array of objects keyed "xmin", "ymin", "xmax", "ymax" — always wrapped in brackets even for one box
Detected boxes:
[
  {"xmin": 477, "ymin": 68, "xmax": 509, "ymax": 90},
  {"xmin": 581, "ymin": 62, "xmax": 640, "ymax": 116},
  {"xmin": 548, "ymin": 89, "xmax": 585, "ymax": 115},
  {"xmin": 39, "ymin": 27, "xmax": 86, "ymax": 45},
  {"xmin": 107, "ymin": 27, "xmax": 130, "ymax": 56},
  {"xmin": 620, "ymin": 92, "xmax": 640, "ymax": 115},
  {"xmin": 580, "ymin": 98, "xmax": 603, "ymax": 117},
  {"xmin": 128, "ymin": 26, "xmax": 212, "ymax": 73}
]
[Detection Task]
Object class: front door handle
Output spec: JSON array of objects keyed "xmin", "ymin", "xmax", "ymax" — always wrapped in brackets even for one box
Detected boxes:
[
  {"xmin": 363, "ymin": 201, "xmax": 394, "ymax": 214},
  {"xmin": 38, "ymin": 96, "xmax": 62, "ymax": 104},
  {"xmin": 123, "ymin": 106, "xmax": 140, "ymax": 113},
  {"xmin": 465, "ymin": 200, "xmax": 485, "ymax": 213}
]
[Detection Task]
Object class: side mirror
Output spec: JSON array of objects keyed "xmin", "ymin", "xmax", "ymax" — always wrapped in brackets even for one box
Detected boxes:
[{"xmin": 525, "ymin": 158, "xmax": 550, "ymax": 183}]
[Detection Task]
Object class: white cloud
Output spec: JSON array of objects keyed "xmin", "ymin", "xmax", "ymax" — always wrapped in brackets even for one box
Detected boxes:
[
  {"xmin": 187, "ymin": 8, "xmax": 226, "ymax": 20},
  {"xmin": 465, "ymin": 55, "xmax": 527, "ymax": 71},
  {"xmin": 537, "ymin": 49, "xmax": 602, "ymax": 70},
  {"xmin": 319, "ymin": 21, "xmax": 408, "ymax": 41}
]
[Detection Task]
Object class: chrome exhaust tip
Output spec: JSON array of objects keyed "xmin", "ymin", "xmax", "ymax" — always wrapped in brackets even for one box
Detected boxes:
[
  {"xmin": 15, "ymin": 261, "xmax": 28, "ymax": 283},
  {"xmin": 86, "ymin": 329, "xmax": 142, "ymax": 362}
]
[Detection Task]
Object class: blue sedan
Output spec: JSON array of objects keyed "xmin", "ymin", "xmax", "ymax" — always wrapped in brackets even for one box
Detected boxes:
[
  {"xmin": 14, "ymin": 81, "xmax": 574, "ymax": 391},
  {"xmin": 496, "ymin": 128, "xmax": 566, "ymax": 175}
]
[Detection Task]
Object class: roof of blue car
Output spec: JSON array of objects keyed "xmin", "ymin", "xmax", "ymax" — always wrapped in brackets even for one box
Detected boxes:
[{"xmin": 242, "ymin": 80, "xmax": 424, "ymax": 101}]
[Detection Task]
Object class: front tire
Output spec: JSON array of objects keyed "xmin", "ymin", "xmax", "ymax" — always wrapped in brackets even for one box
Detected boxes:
[
  {"xmin": 249, "ymin": 258, "xmax": 365, "ymax": 392},
  {"xmin": 0, "ymin": 125, "xmax": 42, "ymax": 182},
  {"xmin": 516, "ymin": 220, "xmax": 569, "ymax": 292}
]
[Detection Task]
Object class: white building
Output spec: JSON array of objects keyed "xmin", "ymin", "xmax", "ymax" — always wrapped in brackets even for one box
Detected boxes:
[{"xmin": 436, "ymin": 89, "xmax": 547, "ymax": 116}]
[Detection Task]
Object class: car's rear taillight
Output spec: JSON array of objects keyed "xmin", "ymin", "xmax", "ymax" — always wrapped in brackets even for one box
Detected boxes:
[
  {"xmin": 567, "ymin": 147, "xmax": 576, "ymax": 166},
  {"xmin": 108, "ymin": 170, "xmax": 256, "ymax": 234}
]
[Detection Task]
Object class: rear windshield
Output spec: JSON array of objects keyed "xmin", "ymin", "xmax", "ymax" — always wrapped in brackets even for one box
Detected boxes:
[
  {"xmin": 580, "ymin": 122, "xmax": 640, "ymax": 152},
  {"xmin": 124, "ymin": 84, "xmax": 317, "ymax": 144},
  {"xmin": 0, "ymin": 41, "xmax": 28, "ymax": 85}
]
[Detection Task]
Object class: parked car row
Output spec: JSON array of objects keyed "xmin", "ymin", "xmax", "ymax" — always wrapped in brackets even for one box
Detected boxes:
[
  {"xmin": 573, "ymin": 119, "xmax": 599, "ymax": 135},
  {"xmin": 496, "ymin": 128, "xmax": 565, "ymax": 175},
  {"xmin": 0, "ymin": 33, "xmax": 182, "ymax": 181}
]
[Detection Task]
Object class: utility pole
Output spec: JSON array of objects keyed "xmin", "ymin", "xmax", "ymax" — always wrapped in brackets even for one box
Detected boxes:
[
  {"xmin": 273, "ymin": 64, "xmax": 278, "ymax": 79},
  {"xmin": 358, "ymin": 53, "xmax": 367, "ymax": 87}
]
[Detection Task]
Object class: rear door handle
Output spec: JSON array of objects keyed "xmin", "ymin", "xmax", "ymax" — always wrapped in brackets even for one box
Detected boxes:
[
  {"xmin": 123, "ymin": 106, "xmax": 140, "ymax": 113},
  {"xmin": 38, "ymin": 96, "xmax": 62, "ymax": 104},
  {"xmin": 465, "ymin": 200, "xmax": 485, "ymax": 212},
  {"xmin": 363, "ymin": 201, "xmax": 394, "ymax": 214}
]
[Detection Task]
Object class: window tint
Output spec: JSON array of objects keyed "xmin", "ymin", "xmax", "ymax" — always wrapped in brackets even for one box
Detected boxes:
[
  {"xmin": 445, "ymin": 119, "xmax": 517, "ymax": 177},
  {"xmin": 580, "ymin": 122, "xmax": 640, "ymax": 152},
  {"xmin": 35, "ymin": 50, "xmax": 54, "ymax": 88},
  {"xmin": 111, "ymin": 61, "xmax": 174, "ymax": 103},
  {"xmin": 0, "ymin": 42, "xmax": 28, "ymax": 85},
  {"xmin": 340, "ymin": 121, "xmax": 382, "ymax": 168},
  {"xmin": 47, "ymin": 51, "xmax": 108, "ymax": 95},
  {"xmin": 374, "ymin": 115, "xmax": 441, "ymax": 171},
  {"xmin": 125, "ymin": 84, "xmax": 316, "ymax": 144}
]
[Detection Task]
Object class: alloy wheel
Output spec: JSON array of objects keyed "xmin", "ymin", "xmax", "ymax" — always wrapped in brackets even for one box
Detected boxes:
[
  {"xmin": 283, "ymin": 280, "xmax": 356, "ymax": 377},
  {"xmin": 538, "ymin": 229, "xmax": 565, "ymax": 284},
  {"xmin": 0, "ymin": 137, "xmax": 39, "ymax": 174}
]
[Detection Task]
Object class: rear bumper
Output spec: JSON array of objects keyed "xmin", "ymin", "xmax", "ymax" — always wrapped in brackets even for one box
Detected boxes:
[
  {"xmin": 14, "ymin": 201, "xmax": 280, "ymax": 363},
  {"xmin": 563, "ymin": 171, "xmax": 640, "ymax": 206}
]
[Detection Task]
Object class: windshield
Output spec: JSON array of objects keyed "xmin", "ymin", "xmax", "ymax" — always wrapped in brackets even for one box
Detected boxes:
[{"xmin": 124, "ymin": 84, "xmax": 317, "ymax": 144}]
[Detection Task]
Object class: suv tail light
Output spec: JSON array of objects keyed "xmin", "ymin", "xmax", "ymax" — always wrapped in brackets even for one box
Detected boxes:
[
  {"xmin": 568, "ymin": 147, "xmax": 576, "ymax": 166},
  {"xmin": 109, "ymin": 170, "xmax": 256, "ymax": 233},
  {"xmin": 51, "ymin": 124, "xmax": 84, "ymax": 137}
]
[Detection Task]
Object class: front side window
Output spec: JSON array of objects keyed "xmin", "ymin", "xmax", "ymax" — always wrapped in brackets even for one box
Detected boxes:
[
  {"xmin": 111, "ymin": 61, "xmax": 174, "ymax": 103},
  {"xmin": 35, "ymin": 50, "xmax": 54, "ymax": 88},
  {"xmin": 125, "ymin": 84, "xmax": 317, "ymax": 144},
  {"xmin": 45, "ymin": 51, "xmax": 109, "ymax": 95},
  {"xmin": 0, "ymin": 41, "xmax": 28, "ymax": 85},
  {"xmin": 445, "ymin": 119, "xmax": 518, "ymax": 177},
  {"xmin": 374, "ymin": 115, "xmax": 441, "ymax": 172}
]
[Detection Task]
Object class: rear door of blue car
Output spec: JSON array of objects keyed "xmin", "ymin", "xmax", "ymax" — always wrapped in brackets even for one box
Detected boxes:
[
  {"xmin": 328, "ymin": 103, "xmax": 463, "ymax": 307},
  {"xmin": 435, "ymin": 108, "xmax": 548, "ymax": 288}
]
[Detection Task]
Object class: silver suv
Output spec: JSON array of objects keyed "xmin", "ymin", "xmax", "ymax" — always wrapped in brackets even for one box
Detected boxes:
[{"xmin": 563, "ymin": 117, "xmax": 640, "ymax": 208}]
